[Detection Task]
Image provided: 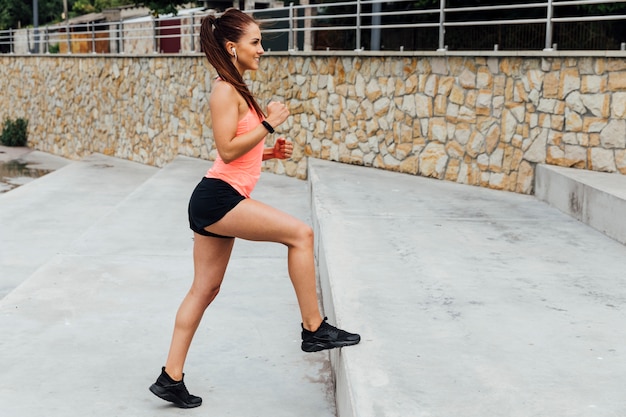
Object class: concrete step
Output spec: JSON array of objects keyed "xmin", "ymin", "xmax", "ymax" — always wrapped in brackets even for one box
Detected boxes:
[
  {"xmin": 309, "ymin": 158, "xmax": 626, "ymax": 417},
  {"xmin": 0, "ymin": 153, "xmax": 158, "ymax": 299},
  {"xmin": 0, "ymin": 155, "xmax": 335, "ymax": 417},
  {"xmin": 535, "ymin": 164, "xmax": 626, "ymax": 246}
]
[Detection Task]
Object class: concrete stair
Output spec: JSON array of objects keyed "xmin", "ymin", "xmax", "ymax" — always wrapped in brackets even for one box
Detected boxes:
[
  {"xmin": 535, "ymin": 163, "xmax": 626, "ymax": 246},
  {"xmin": 309, "ymin": 158, "xmax": 626, "ymax": 417},
  {"xmin": 0, "ymin": 154, "xmax": 334, "ymax": 417},
  {"xmin": 1, "ymin": 153, "xmax": 625, "ymax": 417}
]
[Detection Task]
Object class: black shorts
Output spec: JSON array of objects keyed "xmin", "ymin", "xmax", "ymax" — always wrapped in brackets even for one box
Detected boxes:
[{"xmin": 188, "ymin": 177, "xmax": 246, "ymax": 238}]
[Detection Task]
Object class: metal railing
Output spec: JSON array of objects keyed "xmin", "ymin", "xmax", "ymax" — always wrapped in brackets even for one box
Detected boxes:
[{"xmin": 1, "ymin": 0, "xmax": 626, "ymax": 54}]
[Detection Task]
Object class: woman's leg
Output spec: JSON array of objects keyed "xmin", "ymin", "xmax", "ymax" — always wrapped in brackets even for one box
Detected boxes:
[
  {"xmin": 206, "ymin": 199, "xmax": 323, "ymax": 331},
  {"xmin": 164, "ymin": 233, "xmax": 235, "ymax": 380}
]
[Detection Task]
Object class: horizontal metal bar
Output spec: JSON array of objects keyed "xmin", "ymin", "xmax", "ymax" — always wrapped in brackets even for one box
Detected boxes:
[
  {"xmin": 444, "ymin": 18, "xmax": 548, "ymax": 27},
  {"xmin": 3, "ymin": 0, "xmax": 626, "ymax": 53},
  {"xmin": 552, "ymin": 14, "xmax": 626, "ymax": 22}
]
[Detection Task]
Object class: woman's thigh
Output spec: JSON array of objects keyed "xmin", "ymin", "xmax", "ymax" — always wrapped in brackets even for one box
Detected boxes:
[
  {"xmin": 204, "ymin": 199, "xmax": 311, "ymax": 246},
  {"xmin": 191, "ymin": 233, "xmax": 235, "ymax": 293}
]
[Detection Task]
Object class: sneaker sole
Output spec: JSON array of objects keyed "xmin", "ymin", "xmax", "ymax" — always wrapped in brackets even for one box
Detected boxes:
[
  {"xmin": 149, "ymin": 384, "xmax": 202, "ymax": 409},
  {"xmin": 301, "ymin": 338, "xmax": 360, "ymax": 352}
]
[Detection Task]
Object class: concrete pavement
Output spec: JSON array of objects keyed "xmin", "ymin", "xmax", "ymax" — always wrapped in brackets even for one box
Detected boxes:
[
  {"xmin": 1, "ymin": 151, "xmax": 625, "ymax": 417},
  {"xmin": 0, "ymin": 153, "xmax": 334, "ymax": 417}
]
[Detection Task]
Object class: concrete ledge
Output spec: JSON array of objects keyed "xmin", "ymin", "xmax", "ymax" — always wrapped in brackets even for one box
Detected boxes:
[
  {"xmin": 535, "ymin": 164, "xmax": 626, "ymax": 245},
  {"xmin": 309, "ymin": 158, "xmax": 626, "ymax": 417},
  {"xmin": 309, "ymin": 161, "xmax": 353, "ymax": 417}
]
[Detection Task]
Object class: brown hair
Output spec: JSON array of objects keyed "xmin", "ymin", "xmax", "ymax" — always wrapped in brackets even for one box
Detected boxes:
[{"xmin": 200, "ymin": 9, "xmax": 264, "ymax": 119}]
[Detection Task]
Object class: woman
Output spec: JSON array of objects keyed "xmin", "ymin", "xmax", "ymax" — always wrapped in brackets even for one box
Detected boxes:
[{"xmin": 149, "ymin": 8, "xmax": 360, "ymax": 409}]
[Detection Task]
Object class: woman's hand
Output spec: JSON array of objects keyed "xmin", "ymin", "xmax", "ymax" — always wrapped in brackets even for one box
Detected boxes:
[
  {"xmin": 272, "ymin": 138, "xmax": 293, "ymax": 160},
  {"xmin": 265, "ymin": 101, "xmax": 290, "ymax": 128}
]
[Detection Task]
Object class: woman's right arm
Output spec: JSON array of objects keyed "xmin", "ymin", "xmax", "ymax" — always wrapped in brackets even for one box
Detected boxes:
[{"xmin": 209, "ymin": 81, "xmax": 289, "ymax": 164}]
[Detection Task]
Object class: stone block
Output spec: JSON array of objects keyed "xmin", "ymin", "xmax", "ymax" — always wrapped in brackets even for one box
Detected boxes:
[
  {"xmin": 515, "ymin": 160, "xmax": 534, "ymax": 194},
  {"xmin": 543, "ymin": 71, "xmax": 560, "ymax": 98},
  {"xmin": 466, "ymin": 131, "xmax": 485, "ymax": 158},
  {"xmin": 581, "ymin": 94, "xmax": 611, "ymax": 118},
  {"xmin": 608, "ymin": 71, "xmax": 626, "ymax": 91},
  {"xmin": 582, "ymin": 116, "xmax": 608, "ymax": 133},
  {"xmin": 476, "ymin": 67, "xmax": 493, "ymax": 89},
  {"xmin": 429, "ymin": 118, "xmax": 447, "ymax": 142},
  {"xmin": 600, "ymin": 120, "xmax": 626, "ymax": 148},
  {"xmin": 590, "ymin": 147, "xmax": 617, "ymax": 172},
  {"xmin": 616, "ymin": 149, "xmax": 626, "ymax": 174},
  {"xmin": 559, "ymin": 68, "xmax": 581, "ymax": 97},
  {"xmin": 414, "ymin": 94, "xmax": 432, "ymax": 118},
  {"xmin": 524, "ymin": 128, "xmax": 547, "ymax": 163},
  {"xmin": 459, "ymin": 68, "xmax": 476, "ymax": 89},
  {"xmin": 611, "ymin": 92, "xmax": 626, "ymax": 118},
  {"xmin": 444, "ymin": 158, "xmax": 460, "ymax": 181},
  {"xmin": 418, "ymin": 142, "xmax": 448, "ymax": 178},
  {"xmin": 449, "ymin": 84, "xmax": 465, "ymax": 105},
  {"xmin": 581, "ymin": 75, "xmax": 607, "ymax": 93}
]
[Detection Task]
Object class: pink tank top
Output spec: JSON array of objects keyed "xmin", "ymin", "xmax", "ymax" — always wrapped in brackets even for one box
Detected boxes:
[{"xmin": 206, "ymin": 108, "xmax": 265, "ymax": 198}]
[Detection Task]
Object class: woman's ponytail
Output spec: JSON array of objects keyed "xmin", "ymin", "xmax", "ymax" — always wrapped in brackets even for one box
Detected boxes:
[{"xmin": 200, "ymin": 10, "xmax": 264, "ymax": 119}]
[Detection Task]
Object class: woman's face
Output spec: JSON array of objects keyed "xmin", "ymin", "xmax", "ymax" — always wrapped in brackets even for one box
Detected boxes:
[{"xmin": 232, "ymin": 23, "xmax": 264, "ymax": 74}]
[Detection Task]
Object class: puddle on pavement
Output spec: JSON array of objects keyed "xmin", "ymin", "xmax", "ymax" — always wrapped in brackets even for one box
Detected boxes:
[{"xmin": 0, "ymin": 159, "xmax": 52, "ymax": 193}]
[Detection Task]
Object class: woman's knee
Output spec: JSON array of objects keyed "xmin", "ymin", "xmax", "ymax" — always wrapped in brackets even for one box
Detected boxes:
[
  {"xmin": 189, "ymin": 281, "xmax": 222, "ymax": 306},
  {"xmin": 292, "ymin": 223, "xmax": 314, "ymax": 248}
]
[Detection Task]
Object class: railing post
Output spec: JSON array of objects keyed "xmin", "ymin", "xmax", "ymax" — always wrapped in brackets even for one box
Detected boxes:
[
  {"xmin": 371, "ymin": 0, "xmax": 381, "ymax": 51},
  {"xmin": 44, "ymin": 26, "xmax": 49, "ymax": 53},
  {"xmin": 437, "ymin": 0, "xmax": 446, "ymax": 51},
  {"xmin": 355, "ymin": 0, "xmax": 362, "ymax": 51},
  {"xmin": 302, "ymin": 0, "xmax": 312, "ymax": 51},
  {"xmin": 33, "ymin": 0, "xmax": 40, "ymax": 53},
  {"xmin": 9, "ymin": 28, "xmax": 13, "ymax": 54},
  {"xmin": 119, "ymin": 21, "xmax": 124, "ymax": 54},
  {"xmin": 190, "ymin": 12, "xmax": 195, "ymax": 53},
  {"xmin": 288, "ymin": 2, "xmax": 295, "ymax": 51},
  {"xmin": 544, "ymin": 0, "xmax": 554, "ymax": 51},
  {"xmin": 91, "ymin": 23, "xmax": 96, "ymax": 53},
  {"xmin": 66, "ymin": 21, "xmax": 71, "ymax": 54},
  {"xmin": 153, "ymin": 17, "xmax": 158, "ymax": 53}
]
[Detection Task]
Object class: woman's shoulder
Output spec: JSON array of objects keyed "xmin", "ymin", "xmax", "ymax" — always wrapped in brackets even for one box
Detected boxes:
[
  {"xmin": 209, "ymin": 80, "xmax": 251, "ymax": 119},
  {"xmin": 210, "ymin": 79, "xmax": 239, "ymax": 106},
  {"xmin": 212, "ymin": 78, "xmax": 236, "ymax": 95}
]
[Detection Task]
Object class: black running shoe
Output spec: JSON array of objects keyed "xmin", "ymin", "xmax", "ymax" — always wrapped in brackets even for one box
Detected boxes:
[
  {"xmin": 149, "ymin": 367, "xmax": 202, "ymax": 408},
  {"xmin": 301, "ymin": 317, "xmax": 361, "ymax": 352}
]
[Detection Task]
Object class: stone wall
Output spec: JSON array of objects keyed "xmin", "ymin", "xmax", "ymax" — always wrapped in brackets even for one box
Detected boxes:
[{"xmin": 1, "ymin": 53, "xmax": 625, "ymax": 194}]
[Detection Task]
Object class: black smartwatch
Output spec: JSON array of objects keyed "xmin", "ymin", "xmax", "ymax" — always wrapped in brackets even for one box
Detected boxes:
[{"xmin": 261, "ymin": 120, "xmax": 275, "ymax": 134}]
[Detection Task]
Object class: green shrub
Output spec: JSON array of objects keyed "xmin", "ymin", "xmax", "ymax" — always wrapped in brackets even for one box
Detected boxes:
[
  {"xmin": 0, "ymin": 118, "xmax": 29, "ymax": 147},
  {"xmin": 48, "ymin": 43, "xmax": 60, "ymax": 54}
]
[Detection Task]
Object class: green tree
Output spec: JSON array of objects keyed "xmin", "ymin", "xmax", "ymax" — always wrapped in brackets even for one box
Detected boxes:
[
  {"xmin": 0, "ymin": 0, "xmax": 69, "ymax": 30},
  {"xmin": 0, "ymin": 0, "xmax": 32, "ymax": 30},
  {"xmin": 0, "ymin": 0, "xmax": 193, "ymax": 30},
  {"xmin": 144, "ymin": 0, "xmax": 191, "ymax": 16}
]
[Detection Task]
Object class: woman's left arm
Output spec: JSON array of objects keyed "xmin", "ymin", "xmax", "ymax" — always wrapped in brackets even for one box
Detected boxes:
[{"xmin": 263, "ymin": 138, "xmax": 293, "ymax": 161}]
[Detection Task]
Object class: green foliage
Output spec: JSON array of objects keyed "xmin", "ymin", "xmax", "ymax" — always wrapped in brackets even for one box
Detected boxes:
[
  {"xmin": 71, "ymin": 0, "xmax": 131, "ymax": 15},
  {"xmin": 144, "ymin": 0, "xmax": 188, "ymax": 16},
  {"xmin": 577, "ymin": 2, "xmax": 626, "ymax": 15},
  {"xmin": 0, "ymin": 0, "xmax": 194, "ymax": 29},
  {"xmin": 69, "ymin": 0, "xmax": 188, "ymax": 17},
  {"xmin": 72, "ymin": 0, "xmax": 97, "ymax": 14},
  {"xmin": 0, "ymin": 118, "xmax": 29, "ymax": 147},
  {"xmin": 0, "ymin": 0, "xmax": 31, "ymax": 30},
  {"xmin": 48, "ymin": 43, "xmax": 60, "ymax": 53},
  {"xmin": 0, "ymin": 0, "xmax": 69, "ymax": 30}
]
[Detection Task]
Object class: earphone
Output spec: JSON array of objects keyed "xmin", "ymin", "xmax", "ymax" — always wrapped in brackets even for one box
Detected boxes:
[{"xmin": 231, "ymin": 47, "xmax": 237, "ymax": 60}]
